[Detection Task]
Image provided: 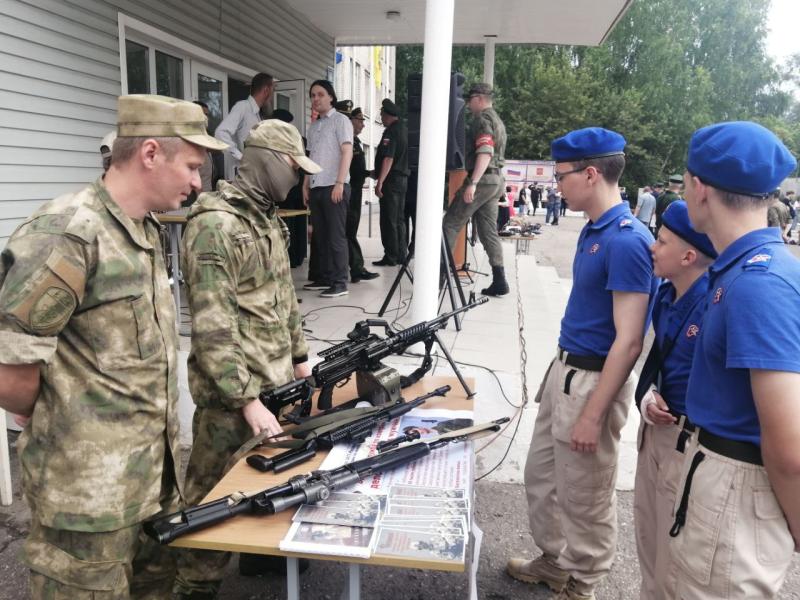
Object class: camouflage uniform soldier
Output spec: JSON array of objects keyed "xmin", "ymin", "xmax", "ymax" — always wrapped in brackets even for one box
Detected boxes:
[
  {"xmin": 442, "ymin": 83, "xmax": 509, "ymax": 296},
  {"xmin": 174, "ymin": 119, "xmax": 320, "ymax": 599},
  {"xmin": 0, "ymin": 95, "xmax": 226, "ymax": 598}
]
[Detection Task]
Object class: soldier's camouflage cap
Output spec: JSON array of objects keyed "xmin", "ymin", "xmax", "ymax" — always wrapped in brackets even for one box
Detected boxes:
[
  {"xmin": 116, "ymin": 94, "xmax": 228, "ymax": 151},
  {"xmin": 244, "ymin": 119, "xmax": 322, "ymax": 174}
]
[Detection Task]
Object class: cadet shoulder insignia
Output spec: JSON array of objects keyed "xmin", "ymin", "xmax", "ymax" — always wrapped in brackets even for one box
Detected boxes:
[
  {"xmin": 743, "ymin": 248, "xmax": 773, "ymax": 271},
  {"xmin": 618, "ymin": 218, "xmax": 633, "ymax": 230}
]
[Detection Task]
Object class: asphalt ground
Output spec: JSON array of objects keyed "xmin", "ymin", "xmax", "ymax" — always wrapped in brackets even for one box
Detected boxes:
[{"xmin": 2, "ymin": 212, "xmax": 800, "ymax": 599}]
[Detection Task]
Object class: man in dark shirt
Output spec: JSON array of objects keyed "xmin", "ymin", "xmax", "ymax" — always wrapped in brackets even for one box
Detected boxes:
[
  {"xmin": 335, "ymin": 101, "xmax": 378, "ymax": 282},
  {"xmin": 373, "ymin": 98, "xmax": 410, "ymax": 266}
]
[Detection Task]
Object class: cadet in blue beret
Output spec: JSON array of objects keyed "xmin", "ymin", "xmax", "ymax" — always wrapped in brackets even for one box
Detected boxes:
[
  {"xmin": 508, "ymin": 127, "xmax": 659, "ymax": 598},
  {"xmin": 669, "ymin": 121, "xmax": 800, "ymax": 598},
  {"xmin": 632, "ymin": 200, "xmax": 715, "ymax": 600}
]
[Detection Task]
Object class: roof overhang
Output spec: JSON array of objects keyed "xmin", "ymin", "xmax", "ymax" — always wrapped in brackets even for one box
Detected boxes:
[{"xmin": 287, "ymin": 0, "xmax": 634, "ymax": 46}]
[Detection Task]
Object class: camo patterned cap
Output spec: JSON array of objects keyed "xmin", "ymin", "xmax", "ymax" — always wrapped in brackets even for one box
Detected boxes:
[
  {"xmin": 244, "ymin": 119, "xmax": 322, "ymax": 174},
  {"xmin": 116, "ymin": 94, "xmax": 229, "ymax": 151}
]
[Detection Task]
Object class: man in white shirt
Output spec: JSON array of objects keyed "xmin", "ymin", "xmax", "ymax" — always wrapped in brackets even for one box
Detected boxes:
[
  {"xmin": 215, "ymin": 72, "xmax": 274, "ymax": 178},
  {"xmin": 635, "ymin": 185, "xmax": 657, "ymax": 233}
]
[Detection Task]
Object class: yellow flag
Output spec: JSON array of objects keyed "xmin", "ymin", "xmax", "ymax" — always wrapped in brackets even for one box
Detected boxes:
[{"xmin": 373, "ymin": 46, "xmax": 382, "ymax": 89}]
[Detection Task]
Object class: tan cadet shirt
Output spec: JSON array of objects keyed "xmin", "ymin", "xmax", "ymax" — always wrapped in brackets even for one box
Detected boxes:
[
  {"xmin": 0, "ymin": 178, "xmax": 182, "ymax": 532},
  {"xmin": 181, "ymin": 181, "xmax": 308, "ymax": 409},
  {"xmin": 465, "ymin": 107, "xmax": 507, "ymax": 183}
]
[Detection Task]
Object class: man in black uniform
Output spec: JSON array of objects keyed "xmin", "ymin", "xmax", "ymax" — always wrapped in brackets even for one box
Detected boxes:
[
  {"xmin": 335, "ymin": 100, "xmax": 379, "ymax": 282},
  {"xmin": 654, "ymin": 175, "xmax": 682, "ymax": 233},
  {"xmin": 373, "ymin": 98, "xmax": 410, "ymax": 266}
]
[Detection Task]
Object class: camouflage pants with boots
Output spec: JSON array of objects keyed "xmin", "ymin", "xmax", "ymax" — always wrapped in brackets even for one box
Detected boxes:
[
  {"xmin": 442, "ymin": 177, "xmax": 506, "ymax": 269},
  {"xmin": 25, "ymin": 497, "xmax": 179, "ymax": 599},
  {"xmin": 173, "ymin": 408, "xmax": 252, "ymax": 598}
]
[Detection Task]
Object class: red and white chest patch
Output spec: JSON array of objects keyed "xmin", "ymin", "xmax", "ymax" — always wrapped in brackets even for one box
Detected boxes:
[
  {"xmin": 712, "ymin": 287, "xmax": 724, "ymax": 304},
  {"xmin": 589, "ymin": 243, "xmax": 600, "ymax": 254},
  {"xmin": 686, "ymin": 324, "xmax": 699, "ymax": 338}
]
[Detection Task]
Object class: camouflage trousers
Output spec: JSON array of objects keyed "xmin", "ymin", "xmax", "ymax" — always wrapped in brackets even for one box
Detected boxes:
[
  {"xmin": 442, "ymin": 176, "xmax": 506, "ymax": 268},
  {"xmin": 173, "ymin": 407, "xmax": 251, "ymax": 597},
  {"xmin": 24, "ymin": 491, "xmax": 180, "ymax": 599}
]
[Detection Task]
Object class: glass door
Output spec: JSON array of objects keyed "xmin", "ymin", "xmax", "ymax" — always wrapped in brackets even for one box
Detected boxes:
[
  {"xmin": 274, "ymin": 79, "xmax": 307, "ymax": 135},
  {"xmin": 190, "ymin": 62, "xmax": 227, "ymax": 136}
]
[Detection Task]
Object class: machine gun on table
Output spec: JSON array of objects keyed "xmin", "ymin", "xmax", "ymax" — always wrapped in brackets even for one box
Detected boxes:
[
  {"xmin": 143, "ymin": 418, "xmax": 509, "ymax": 545},
  {"xmin": 260, "ymin": 296, "xmax": 487, "ymax": 419}
]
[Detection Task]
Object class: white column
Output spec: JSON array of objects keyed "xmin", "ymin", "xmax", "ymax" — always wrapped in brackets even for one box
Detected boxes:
[
  {"xmin": 411, "ymin": 0, "xmax": 455, "ymax": 324},
  {"xmin": 483, "ymin": 36, "xmax": 496, "ymax": 86}
]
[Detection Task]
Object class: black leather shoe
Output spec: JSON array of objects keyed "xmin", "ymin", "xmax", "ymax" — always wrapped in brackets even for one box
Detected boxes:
[
  {"xmin": 239, "ymin": 553, "xmax": 310, "ymax": 576},
  {"xmin": 372, "ymin": 258, "xmax": 397, "ymax": 266},
  {"xmin": 356, "ymin": 270, "xmax": 379, "ymax": 281}
]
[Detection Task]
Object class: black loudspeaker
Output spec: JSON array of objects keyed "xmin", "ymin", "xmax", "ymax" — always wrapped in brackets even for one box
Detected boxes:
[
  {"xmin": 446, "ymin": 72, "xmax": 466, "ymax": 171},
  {"xmin": 406, "ymin": 72, "xmax": 466, "ymax": 171},
  {"xmin": 407, "ymin": 73, "xmax": 423, "ymax": 169}
]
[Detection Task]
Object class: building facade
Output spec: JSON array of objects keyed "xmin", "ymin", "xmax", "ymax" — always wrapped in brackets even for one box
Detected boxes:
[{"xmin": 0, "ymin": 0, "xmax": 336, "ymax": 248}]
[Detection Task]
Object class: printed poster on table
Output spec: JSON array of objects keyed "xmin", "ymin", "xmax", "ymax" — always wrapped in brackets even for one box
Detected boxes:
[{"xmin": 318, "ymin": 408, "xmax": 474, "ymax": 498}]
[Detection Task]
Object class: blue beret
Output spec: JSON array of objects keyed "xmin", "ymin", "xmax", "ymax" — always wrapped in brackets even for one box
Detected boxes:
[
  {"xmin": 687, "ymin": 121, "xmax": 797, "ymax": 197},
  {"xmin": 551, "ymin": 127, "xmax": 626, "ymax": 163},
  {"xmin": 662, "ymin": 200, "xmax": 717, "ymax": 259}
]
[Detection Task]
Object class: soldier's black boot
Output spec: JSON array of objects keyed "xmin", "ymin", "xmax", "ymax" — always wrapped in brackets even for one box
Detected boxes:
[{"xmin": 481, "ymin": 266, "xmax": 510, "ymax": 296}]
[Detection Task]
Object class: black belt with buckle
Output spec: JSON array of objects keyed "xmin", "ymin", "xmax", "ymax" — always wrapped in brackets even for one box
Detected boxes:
[
  {"xmin": 699, "ymin": 429, "xmax": 763, "ymax": 466},
  {"xmin": 558, "ymin": 347, "xmax": 606, "ymax": 372}
]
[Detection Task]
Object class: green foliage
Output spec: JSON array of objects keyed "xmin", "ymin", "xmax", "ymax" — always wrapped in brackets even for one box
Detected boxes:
[{"xmin": 395, "ymin": 0, "xmax": 799, "ymax": 190}]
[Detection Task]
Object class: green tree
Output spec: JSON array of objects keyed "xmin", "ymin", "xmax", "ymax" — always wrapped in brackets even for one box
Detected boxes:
[{"xmin": 394, "ymin": 0, "xmax": 797, "ymax": 192}]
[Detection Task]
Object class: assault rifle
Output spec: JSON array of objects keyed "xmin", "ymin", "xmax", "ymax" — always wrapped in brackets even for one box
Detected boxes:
[
  {"xmin": 143, "ymin": 418, "xmax": 509, "ymax": 545},
  {"xmin": 313, "ymin": 296, "xmax": 488, "ymax": 409},
  {"xmin": 247, "ymin": 385, "xmax": 451, "ymax": 473}
]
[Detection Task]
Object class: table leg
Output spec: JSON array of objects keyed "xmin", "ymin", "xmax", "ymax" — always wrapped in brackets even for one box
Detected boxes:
[
  {"xmin": 169, "ymin": 223, "xmax": 182, "ymax": 328},
  {"xmin": 0, "ymin": 409, "xmax": 12, "ymax": 505},
  {"xmin": 286, "ymin": 557, "xmax": 300, "ymax": 600},
  {"xmin": 339, "ymin": 563, "xmax": 360, "ymax": 600}
]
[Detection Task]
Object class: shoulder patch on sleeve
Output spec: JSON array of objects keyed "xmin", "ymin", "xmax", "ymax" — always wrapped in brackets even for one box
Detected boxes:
[
  {"xmin": 618, "ymin": 218, "xmax": 634, "ymax": 230},
  {"xmin": 4, "ymin": 247, "xmax": 85, "ymax": 335},
  {"xmin": 743, "ymin": 248, "xmax": 773, "ymax": 271}
]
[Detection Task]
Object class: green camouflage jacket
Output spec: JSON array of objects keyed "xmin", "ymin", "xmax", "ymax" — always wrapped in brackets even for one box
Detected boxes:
[
  {"xmin": 0, "ymin": 178, "xmax": 181, "ymax": 532},
  {"xmin": 181, "ymin": 181, "xmax": 308, "ymax": 411},
  {"xmin": 466, "ymin": 107, "xmax": 507, "ymax": 181}
]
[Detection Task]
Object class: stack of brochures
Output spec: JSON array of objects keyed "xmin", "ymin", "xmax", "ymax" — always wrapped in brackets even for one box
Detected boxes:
[
  {"xmin": 373, "ymin": 484, "xmax": 469, "ymax": 564},
  {"xmin": 279, "ymin": 492, "xmax": 382, "ymax": 558},
  {"xmin": 279, "ymin": 485, "xmax": 469, "ymax": 564}
]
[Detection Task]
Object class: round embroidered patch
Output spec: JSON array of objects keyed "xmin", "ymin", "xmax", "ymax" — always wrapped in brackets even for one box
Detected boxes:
[{"xmin": 29, "ymin": 286, "xmax": 76, "ymax": 332}]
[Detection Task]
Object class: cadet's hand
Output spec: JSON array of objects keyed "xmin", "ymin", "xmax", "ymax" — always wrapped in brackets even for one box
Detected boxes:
[
  {"xmin": 571, "ymin": 414, "xmax": 601, "ymax": 453},
  {"xmin": 645, "ymin": 390, "xmax": 677, "ymax": 426},
  {"xmin": 242, "ymin": 399, "xmax": 283, "ymax": 437},
  {"xmin": 294, "ymin": 361, "xmax": 312, "ymax": 379},
  {"xmin": 302, "ymin": 185, "xmax": 309, "ymax": 207},
  {"xmin": 375, "ymin": 180, "xmax": 384, "ymax": 199},
  {"xmin": 463, "ymin": 183, "xmax": 476, "ymax": 204}
]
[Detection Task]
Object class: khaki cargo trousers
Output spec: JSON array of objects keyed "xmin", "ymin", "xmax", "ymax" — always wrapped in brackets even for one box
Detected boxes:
[
  {"xmin": 668, "ymin": 436, "xmax": 795, "ymax": 599},
  {"xmin": 524, "ymin": 352, "xmax": 633, "ymax": 589},
  {"xmin": 633, "ymin": 419, "xmax": 690, "ymax": 599}
]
